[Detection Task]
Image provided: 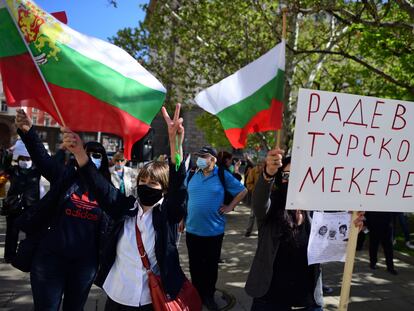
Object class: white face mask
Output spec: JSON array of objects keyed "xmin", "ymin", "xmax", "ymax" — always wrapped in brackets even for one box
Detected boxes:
[{"xmin": 18, "ymin": 160, "xmax": 32, "ymax": 169}]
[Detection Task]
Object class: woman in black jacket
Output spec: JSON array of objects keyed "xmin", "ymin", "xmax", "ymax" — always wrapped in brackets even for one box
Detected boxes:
[
  {"xmin": 245, "ymin": 150, "xmax": 365, "ymax": 311},
  {"xmin": 3, "ymin": 140, "xmax": 40, "ymax": 263},
  {"xmin": 15, "ymin": 109, "xmax": 111, "ymax": 311},
  {"xmin": 62, "ymin": 104, "xmax": 189, "ymax": 311}
]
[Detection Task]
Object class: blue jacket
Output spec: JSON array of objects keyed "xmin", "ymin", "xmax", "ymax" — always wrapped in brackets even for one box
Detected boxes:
[{"xmin": 81, "ymin": 160, "xmax": 188, "ymax": 299}]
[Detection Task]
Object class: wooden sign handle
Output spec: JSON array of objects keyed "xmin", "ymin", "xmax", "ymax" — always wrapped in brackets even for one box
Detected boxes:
[{"xmin": 338, "ymin": 211, "xmax": 359, "ymax": 311}]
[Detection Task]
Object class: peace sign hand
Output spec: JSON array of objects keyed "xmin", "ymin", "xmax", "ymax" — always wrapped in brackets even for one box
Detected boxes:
[
  {"xmin": 161, "ymin": 103, "xmax": 184, "ymax": 144},
  {"xmin": 161, "ymin": 104, "xmax": 185, "ymax": 165}
]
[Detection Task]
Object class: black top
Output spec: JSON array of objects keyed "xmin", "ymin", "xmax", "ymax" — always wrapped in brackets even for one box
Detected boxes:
[
  {"xmin": 365, "ymin": 211, "xmax": 393, "ymax": 232},
  {"xmin": 266, "ymin": 223, "xmax": 315, "ymax": 307},
  {"xmin": 17, "ymin": 127, "xmax": 104, "ymax": 261},
  {"xmin": 6, "ymin": 165, "xmax": 40, "ymax": 212},
  {"xmin": 245, "ymin": 175, "xmax": 321, "ymax": 306}
]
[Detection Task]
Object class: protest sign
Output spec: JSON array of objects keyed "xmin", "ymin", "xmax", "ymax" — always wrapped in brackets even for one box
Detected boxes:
[{"xmin": 287, "ymin": 88, "xmax": 414, "ymax": 212}]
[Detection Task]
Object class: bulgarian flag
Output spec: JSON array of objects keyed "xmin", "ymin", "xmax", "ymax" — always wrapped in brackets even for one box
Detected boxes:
[
  {"xmin": 0, "ymin": 0, "xmax": 166, "ymax": 159},
  {"xmin": 194, "ymin": 40, "xmax": 285, "ymax": 149}
]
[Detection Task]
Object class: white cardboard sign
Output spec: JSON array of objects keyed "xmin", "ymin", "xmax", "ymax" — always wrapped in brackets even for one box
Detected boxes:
[{"xmin": 286, "ymin": 88, "xmax": 414, "ymax": 212}]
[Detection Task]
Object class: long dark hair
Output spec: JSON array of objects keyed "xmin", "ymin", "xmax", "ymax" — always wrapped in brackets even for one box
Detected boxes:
[
  {"xmin": 84, "ymin": 141, "xmax": 111, "ymax": 182},
  {"xmin": 217, "ymin": 151, "xmax": 232, "ymax": 169}
]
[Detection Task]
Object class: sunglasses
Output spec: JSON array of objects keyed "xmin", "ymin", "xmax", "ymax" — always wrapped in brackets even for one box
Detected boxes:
[
  {"xmin": 281, "ymin": 171, "xmax": 290, "ymax": 181},
  {"xmin": 88, "ymin": 152, "xmax": 102, "ymax": 160},
  {"xmin": 115, "ymin": 159, "xmax": 125, "ymax": 163}
]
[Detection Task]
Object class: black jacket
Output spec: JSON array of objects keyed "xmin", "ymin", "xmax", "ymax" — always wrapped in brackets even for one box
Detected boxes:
[
  {"xmin": 80, "ymin": 160, "xmax": 188, "ymax": 299},
  {"xmin": 245, "ymin": 175, "xmax": 323, "ymax": 306},
  {"xmin": 16, "ymin": 128, "xmax": 109, "ymax": 261},
  {"xmin": 6, "ymin": 165, "xmax": 40, "ymax": 213}
]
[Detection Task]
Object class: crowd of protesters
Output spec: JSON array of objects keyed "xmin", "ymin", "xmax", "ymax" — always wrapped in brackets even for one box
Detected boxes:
[{"xmin": 0, "ymin": 107, "xmax": 411, "ymax": 311}]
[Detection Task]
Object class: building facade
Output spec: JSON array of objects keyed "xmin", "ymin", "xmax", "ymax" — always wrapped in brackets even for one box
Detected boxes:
[
  {"xmin": 1, "ymin": 75, "xmax": 122, "ymax": 153},
  {"xmin": 0, "ymin": 79, "xmax": 16, "ymax": 149}
]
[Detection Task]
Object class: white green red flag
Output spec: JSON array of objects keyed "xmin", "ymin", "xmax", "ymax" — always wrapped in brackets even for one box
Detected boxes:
[
  {"xmin": 194, "ymin": 40, "xmax": 285, "ymax": 149},
  {"xmin": 0, "ymin": 0, "xmax": 166, "ymax": 158}
]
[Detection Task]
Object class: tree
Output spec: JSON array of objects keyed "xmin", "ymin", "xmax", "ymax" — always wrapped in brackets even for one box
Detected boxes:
[{"xmin": 110, "ymin": 0, "xmax": 414, "ymax": 150}]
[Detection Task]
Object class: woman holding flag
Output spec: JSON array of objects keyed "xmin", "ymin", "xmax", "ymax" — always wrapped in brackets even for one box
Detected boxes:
[{"xmin": 15, "ymin": 109, "xmax": 112, "ymax": 311}]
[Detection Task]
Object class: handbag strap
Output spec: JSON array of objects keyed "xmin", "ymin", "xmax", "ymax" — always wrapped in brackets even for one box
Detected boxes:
[{"xmin": 134, "ymin": 218, "xmax": 152, "ymax": 271}]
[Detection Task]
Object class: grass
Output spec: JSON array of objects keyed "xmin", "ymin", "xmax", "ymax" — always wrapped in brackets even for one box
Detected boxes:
[
  {"xmin": 394, "ymin": 236, "xmax": 414, "ymax": 257},
  {"xmin": 393, "ymin": 214, "xmax": 414, "ymax": 257}
]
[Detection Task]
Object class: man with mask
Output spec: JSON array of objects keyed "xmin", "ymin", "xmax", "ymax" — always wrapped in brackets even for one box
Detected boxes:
[
  {"xmin": 109, "ymin": 151, "xmax": 137, "ymax": 197},
  {"xmin": 3, "ymin": 140, "xmax": 40, "ymax": 263},
  {"xmin": 185, "ymin": 146, "xmax": 247, "ymax": 311}
]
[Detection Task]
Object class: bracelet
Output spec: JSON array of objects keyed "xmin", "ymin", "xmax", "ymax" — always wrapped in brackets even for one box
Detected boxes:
[{"xmin": 263, "ymin": 165, "xmax": 277, "ymax": 180}]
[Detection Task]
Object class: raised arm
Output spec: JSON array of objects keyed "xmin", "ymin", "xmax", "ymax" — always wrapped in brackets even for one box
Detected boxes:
[
  {"xmin": 161, "ymin": 104, "xmax": 187, "ymax": 223},
  {"xmin": 61, "ymin": 127, "xmax": 134, "ymax": 219},
  {"xmin": 164, "ymin": 161, "xmax": 187, "ymax": 224},
  {"xmin": 161, "ymin": 103, "xmax": 184, "ymax": 166},
  {"xmin": 15, "ymin": 109, "xmax": 64, "ymax": 182},
  {"xmin": 252, "ymin": 148, "xmax": 283, "ymax": 221}
]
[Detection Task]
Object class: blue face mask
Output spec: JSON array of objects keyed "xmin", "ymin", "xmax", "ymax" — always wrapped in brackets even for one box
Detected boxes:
[
  {"xmin": 196, "ymin": 157, "xmax": 208, "ymax": 170},
  {"xmin": 91, "ymin": 157, "xmax": 102, "ymax": 169}
]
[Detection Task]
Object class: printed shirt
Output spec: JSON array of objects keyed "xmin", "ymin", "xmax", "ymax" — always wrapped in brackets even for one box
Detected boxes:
[
  {"xmin": 185, "ymin": 166, "xmax": 245, "ymax": 236},
  {"xmin": 39, "ymin": 182, "xmax": 102, "ymax": 259},
  {"xmin": 103, "ymin": 200, "xmax": 161, "ymax": 307}
]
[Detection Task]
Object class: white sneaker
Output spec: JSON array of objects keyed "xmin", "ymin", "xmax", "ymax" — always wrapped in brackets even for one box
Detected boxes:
[{"xmin": 405, "ymin": 241, "xmax": 414, "ymax": 250}]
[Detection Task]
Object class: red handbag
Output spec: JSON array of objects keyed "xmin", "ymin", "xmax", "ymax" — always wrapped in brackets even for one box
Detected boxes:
[{"xmin": 135, "ymin": 221, "xmax": 202, "ymax": 311}]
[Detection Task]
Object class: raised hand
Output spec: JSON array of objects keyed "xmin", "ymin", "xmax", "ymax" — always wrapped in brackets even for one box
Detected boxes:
[
  {"xmin": 234, "ymin": 160, "xmax": 242, "ymax": 174},
  {"xmin": 61, "ymin": 127, "xmax": 89, "ymax": 167},
  {"xmin": 264, "ymin": 148, "xmax": 284, "ymax": 177},
  {"xmin": 161, "ymin": 103, "xmax": 184, "ymax": 144},
  {"xmin": 161, "ymin": 104, "xmax": 185, "ymax": 165},
  {"xmin": 15, "ymin": 109, "xmax": 33, "ymax": 133}
]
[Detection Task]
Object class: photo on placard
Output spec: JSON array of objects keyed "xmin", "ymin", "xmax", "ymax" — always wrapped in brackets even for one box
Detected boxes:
[
  {"xmin": 317, "ymin": 225, "xmax": 328, "ymax": 239},
  {"xmin": 339, "ymin": 224, "xmax": 348, "ymax": 240},
  {"xmin": 328, "ymin": 228, "xmax": 337, "ymax": 240}
]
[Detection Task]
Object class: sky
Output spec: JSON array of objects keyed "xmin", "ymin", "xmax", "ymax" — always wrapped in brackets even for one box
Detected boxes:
[{"xmin": 35, "ymin": 0, "xmax": 149, "ymax": 41}]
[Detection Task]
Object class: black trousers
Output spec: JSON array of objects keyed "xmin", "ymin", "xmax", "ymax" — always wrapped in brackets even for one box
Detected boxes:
[
  {"xmin": 369, "ymin": 228, "xmax": 394, "ymax": 269},
  {"xmin": 105, "ymin": 297, "xmax": 153, "ymax": 311},
  {"xmin": 186, "ymin": 232, "xmax": 224, "ymax": 299},
  {"xmin": 4, "ymin": 213, "xmax": 21, "ymax": 260}
]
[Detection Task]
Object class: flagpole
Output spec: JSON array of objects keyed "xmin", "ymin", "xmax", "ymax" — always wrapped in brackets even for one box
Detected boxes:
[
  {"xmin": 276, "ymin": 7, "xmax": 287, "ymax": 149},
  {"xmin": 4, "ymin": 0, "xmax": 66, "ymax": 127}
]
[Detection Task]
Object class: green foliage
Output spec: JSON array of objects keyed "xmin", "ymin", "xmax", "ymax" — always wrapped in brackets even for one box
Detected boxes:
[
  {"xmin": 110, "ymin": 0, "xmax": 414, "ymax": 149},
  {"xmin": 195, "ymin": 113, "xmax": 230, "ymax": 148}
]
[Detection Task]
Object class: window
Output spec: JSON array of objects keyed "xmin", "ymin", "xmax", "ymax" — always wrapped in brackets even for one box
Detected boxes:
[
  {"xmin": 37, "ymin": 130, "xmax": 47, "ymax": 140},
  {"xmin": 82, "ymin": 133, "xmax": 96, "ymax": 142},
  {"xmin": 0, "ymin": 100, "xmax": 7, "ymax": 112},
  {"xmin": 32, "ymin": 116, "xmax": 37, "ymax": 124},
  {"xmin": 44, "ymin": 117, "xmax": 50, "ymax": 126},
  {"xmin": 33, "ymin": 108, "xmax": 38, "ymax": 113}
]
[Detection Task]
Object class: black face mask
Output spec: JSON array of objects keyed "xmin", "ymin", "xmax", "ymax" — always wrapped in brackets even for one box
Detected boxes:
[{"xmin": 137, "ymin": 184, "xmax": 163, "ymax": 206}]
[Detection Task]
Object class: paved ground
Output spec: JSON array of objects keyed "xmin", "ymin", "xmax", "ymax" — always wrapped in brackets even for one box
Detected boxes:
[{"xmin": 0, "ymin": 204, "xmax": 413, "ymax": 311}]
